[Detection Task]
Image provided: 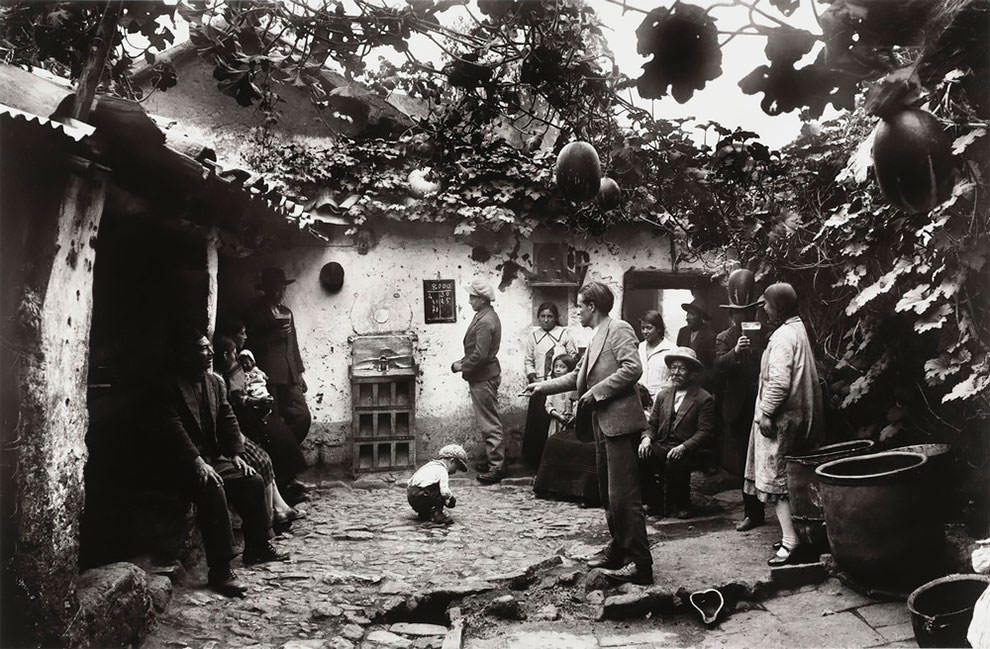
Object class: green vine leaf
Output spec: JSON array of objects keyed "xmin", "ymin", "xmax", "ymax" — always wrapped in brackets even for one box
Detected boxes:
[
  {"xmin": 913, "ymin": 302, "xmax": 952, "ymax": 333},
  {"xmin": 943, "ymin": 360, "xmax": 990, "ymax": 403},
  {"xmin": 845, "ymin": 257, "xmax": 913, "ymax": 315}
]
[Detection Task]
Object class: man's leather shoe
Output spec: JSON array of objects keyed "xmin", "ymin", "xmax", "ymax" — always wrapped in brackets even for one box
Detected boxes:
[
  {"xmin": 477, "ymin": 470, "xmax": 505, "ymax": 485},
  {"xmin": 243, "ymin": 542, "xmax": 290, "ymax": 566},
  {"xmin": 208, "ymin": 567, "xmax": 247, "ymax": 597},
  {"xmin": 735, "ymin": 516, "xmax": 764, "ymax": 532},
  {"xmin": 600, "ymin": 562, "xmax": 654, "ymax": 585},
  {"xmin": 587, "ymin": 555, "xmax": 622, "ymax": 570}
]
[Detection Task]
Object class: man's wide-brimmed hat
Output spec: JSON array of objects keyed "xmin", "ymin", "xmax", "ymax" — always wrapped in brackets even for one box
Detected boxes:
[
  {"xmin": 680, "ymin": 299, "xmax": 711, "ymax": 321},
  {"xmin": 720, "ymin": 269, "xmax": 762, "ymax": 310},
  {"xmin": 258, "ymin": 267, "xmax": 295, "ymax": 290},
  {"xmin": 664, "ymin": 346, "xmax": 704, "ymax": 372}
]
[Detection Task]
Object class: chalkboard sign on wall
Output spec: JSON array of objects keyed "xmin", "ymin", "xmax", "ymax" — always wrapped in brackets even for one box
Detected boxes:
[{"xmin": 423, "ymin": 279, "xmax": 456, "ymax": 324}]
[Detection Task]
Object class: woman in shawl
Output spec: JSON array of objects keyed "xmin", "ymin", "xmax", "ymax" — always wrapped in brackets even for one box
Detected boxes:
[
  {"xmin": 520, "ymin": 302, "xmax": 577, "ymax": 468},
  {"xmin": 744, "ymin": 283, "xmax": 824, "ymax": 566}
]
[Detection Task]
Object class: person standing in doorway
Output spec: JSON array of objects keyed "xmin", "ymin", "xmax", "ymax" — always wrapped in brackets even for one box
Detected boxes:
[
  {"xmin": 677, "ymin": 299, "xmax": 716, "ymax": 370},
  {"xmin": 244, "ymin": 267, "xmax": 311, "ymax": 446},
  {"xmin": 745, "ymin": 282, "xmax": 824, "ymax": 566},
  {"xmin": 637, "ymin": 310, "xmax": 675, "ymax": 404},
  {"xmin": 713, "ymin": 269, "xmax": 766, "ymax": 532},
  {"xmin": 527, "ymin": 281, "xmax": 653, "ymax": 585},
  {"xmin": 451, "ymin": 279, "xmax": 504, "ymax": 485}
]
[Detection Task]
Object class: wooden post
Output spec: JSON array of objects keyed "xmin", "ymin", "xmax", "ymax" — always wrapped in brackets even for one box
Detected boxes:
[
  {"xmin": 206, "ymin": 226, "xmax": 219, "ymax": 340},
  {"xmin": 71, "ymin": 1, "xmax": 121, "ymax": 121}
]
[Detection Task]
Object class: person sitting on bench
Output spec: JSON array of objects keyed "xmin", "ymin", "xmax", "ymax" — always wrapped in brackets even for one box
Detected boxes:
[{"xmin": 637, "ymin": 347, "xmax": 715, "ymax": 519}]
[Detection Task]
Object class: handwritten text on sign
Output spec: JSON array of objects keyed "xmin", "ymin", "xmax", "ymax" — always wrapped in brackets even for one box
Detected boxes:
[{"xmin": 423, "ymin": 279, "xmax": 456, "ymax": 324}]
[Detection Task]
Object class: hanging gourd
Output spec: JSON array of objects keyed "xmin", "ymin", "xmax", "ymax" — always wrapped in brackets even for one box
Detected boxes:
[
  {"xmin": 872, "ymin": 108, "xmax": 954, "ymax": 213},
  {"xmin": 555, "ymin": 141, "xmax": 602, "ymax": 202}
]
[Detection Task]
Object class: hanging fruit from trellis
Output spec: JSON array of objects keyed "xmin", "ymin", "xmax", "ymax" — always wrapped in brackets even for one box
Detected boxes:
[
  {"xmin": 597, "ymin": 177, "xmax": 622, "ymax": 210},
  {"xmin": 872, "ymin": 108, "xmax": 954, "ymax": 213},
  {"xmin": 555, "ymin": 141, "xmax": 602, "ymax": 202}
]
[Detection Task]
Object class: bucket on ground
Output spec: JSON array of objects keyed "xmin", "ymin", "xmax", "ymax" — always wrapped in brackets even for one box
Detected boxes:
[
  {"xmin": 907, "ymin": 573, "xmax": 990, "ymax": 648},
  {"xmin": 785, "ymin": 439, "xmax": 875, "ymax": 554},
  {"xmin": 816, "ymin": 451, "xmax": 944, "ymax": 590}
]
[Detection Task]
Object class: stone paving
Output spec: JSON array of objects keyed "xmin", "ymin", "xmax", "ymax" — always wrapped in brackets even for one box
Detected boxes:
[{"xmin": 140, "ymin": 468, "xmax": 921, "ymax": 649}]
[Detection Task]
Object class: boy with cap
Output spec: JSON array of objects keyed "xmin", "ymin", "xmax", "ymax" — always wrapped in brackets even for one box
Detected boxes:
[{"xmin": 407, "ymin": 444, "xmax": 469, "ymax": 524}]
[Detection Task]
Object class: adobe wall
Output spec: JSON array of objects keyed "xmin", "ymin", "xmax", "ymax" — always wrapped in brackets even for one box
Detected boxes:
[
  {"xmin": 1, "ymin": 148, "xmax": 106, "ymax": 645},
  {"xmin": 218, "ymin": 221, "xmax": 718, "ymax": 469}
]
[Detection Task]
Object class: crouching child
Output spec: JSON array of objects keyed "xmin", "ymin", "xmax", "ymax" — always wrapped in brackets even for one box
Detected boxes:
[{"xmin": 407, "ymin": 444, "xmax": 469, "ymax": 524}]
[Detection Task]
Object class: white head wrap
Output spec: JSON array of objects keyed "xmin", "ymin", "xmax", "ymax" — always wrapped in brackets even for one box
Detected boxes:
[{"xmin": 467, "ymin": 279, "xmax": 495, "ymax": 302}]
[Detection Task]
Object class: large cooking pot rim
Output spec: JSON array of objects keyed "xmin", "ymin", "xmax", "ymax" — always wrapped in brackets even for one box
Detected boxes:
[{"xmin": 815, "ymin": 451, "xmax": 926, "ymax": 481}]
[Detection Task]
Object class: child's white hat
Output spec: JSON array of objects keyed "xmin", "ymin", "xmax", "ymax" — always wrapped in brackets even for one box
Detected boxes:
[
  {"xmin": 438, "ymin": 444, "xmax": 469, "ymax": 472},
  {"xmin": 237, "ymin": 349, "xmax": 256, "ymax": 362}
]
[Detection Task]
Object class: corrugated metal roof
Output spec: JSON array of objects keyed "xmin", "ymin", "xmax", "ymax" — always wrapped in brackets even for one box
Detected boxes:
[
  {"xmin": 0, "ymin": 97, "xmax": 345, "ymax": 241},
  {"xmin": 0, "ymin": 103, "xmax": 94, "ymax": 141}
]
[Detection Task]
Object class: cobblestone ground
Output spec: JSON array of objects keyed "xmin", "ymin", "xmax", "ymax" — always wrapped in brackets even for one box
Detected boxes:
[
  {"xmin": 140, "ymin": 469, "xmax": 920, "ymax": 649},
  {"xmin": 141, "ymin": 471, "xmax": 650, "ymax": 649}
]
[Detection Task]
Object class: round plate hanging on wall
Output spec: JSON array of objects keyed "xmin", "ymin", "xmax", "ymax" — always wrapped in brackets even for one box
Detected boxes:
[{"xmin": 320, "ymin": 262, "xmax": 345, "ymax": 293}]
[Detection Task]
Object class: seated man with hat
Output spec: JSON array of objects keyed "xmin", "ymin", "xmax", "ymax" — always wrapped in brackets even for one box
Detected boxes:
[{"xmin": 637, "ymin": 347, "xmax": 715, "ymax": 518}]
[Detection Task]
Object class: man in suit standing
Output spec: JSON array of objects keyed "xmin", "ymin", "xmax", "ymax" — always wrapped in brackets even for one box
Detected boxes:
[
  {"xmin": 244, "ymin": 267, "xmax": 311, "ymax": 503},
  {"xmin": 527, "ymin": 282, "xmax": 653, "ymax": 585},
  {"xmin": 451, "ymin": 279, "xmax": 504, "ymax": 485},
  {"xmin": 159, "ymin": 329, "xmax": 288, "ymax": 597},
  {"xmin": 713, "ymin": 269, "xmax": 766, "ymax": 531},
  {"xmin": 638, "ymin": 347, "xmax": 715, "ymax": 519}
]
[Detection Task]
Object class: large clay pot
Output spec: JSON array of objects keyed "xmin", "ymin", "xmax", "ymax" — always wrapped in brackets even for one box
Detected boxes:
[
  {"xmin": 817, "ymin": 451, "xmax": 945, "ymax": 590},
  {"xmin": 908, "ymin": 573, "xmax": 990, "ymax": 648},
  {"xmin": 785, "ymin": 440, "xmax": 875, "ymax": 553},
  {"xmin": 891, "ymin": 443, "xmax": 953, "ymax": 481}
]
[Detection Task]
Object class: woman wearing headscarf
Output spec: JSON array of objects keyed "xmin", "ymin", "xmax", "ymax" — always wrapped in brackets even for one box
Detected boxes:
[
  {"xmin": 744, "ymin": 282, "xmax": 824, "ymax": 566},
  {"xmin": 521, "ymin": 302, "xmax": 577, "ymax": 468}
]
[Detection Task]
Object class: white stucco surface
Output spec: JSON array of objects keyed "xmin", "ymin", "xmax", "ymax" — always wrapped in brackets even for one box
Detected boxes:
[{"xmin": 219, "ymin": 222, "xmax": 718, "ymax": 466}]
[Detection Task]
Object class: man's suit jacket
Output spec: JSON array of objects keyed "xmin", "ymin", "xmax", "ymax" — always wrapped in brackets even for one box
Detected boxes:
[
  {"xmin": 713, "ymin": 324, "xmax": 760, "ymax": 426},
  {"xmin": 643, "ymin": 384, "xmax": 715, "ymax": 453},
  {"xmin": 541, "ymin": 317, "xmax": 646, "ymax": 437},
  {"xmin": 676, "ymin": 323, "xmax": 716, "ymax": 369},
  {"xmin": 459, "ymin": 305, "xmax": 501, "ymax": 383},
  {"xmin": 160, "ymin": 371, "xmax": 244, "ymax": 465},
  {"xmin": 243, "ymin": 298, "xmax": 305, "ymax": 385}
]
